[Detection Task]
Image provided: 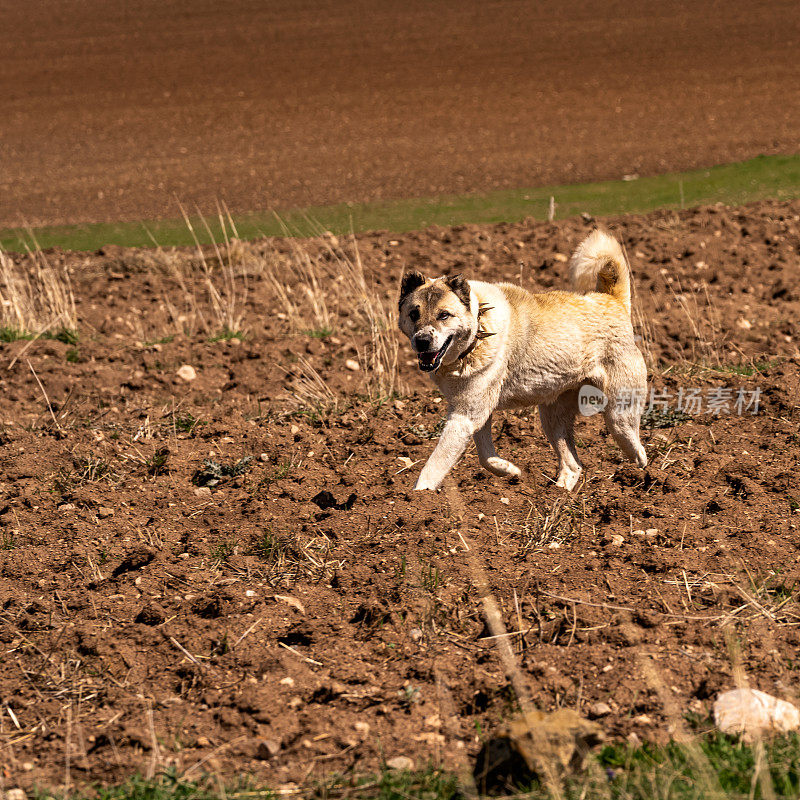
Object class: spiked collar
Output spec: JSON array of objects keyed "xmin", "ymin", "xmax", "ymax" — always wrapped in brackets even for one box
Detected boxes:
[{"xmin": 457, "ymin": 302, "xmax": 495, "ymax": 362}]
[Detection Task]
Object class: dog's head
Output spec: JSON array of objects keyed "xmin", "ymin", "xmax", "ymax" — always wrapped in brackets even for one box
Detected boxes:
[{"xmin": 398, "ymin": 272, "xmax": 477, "ymax": 372}]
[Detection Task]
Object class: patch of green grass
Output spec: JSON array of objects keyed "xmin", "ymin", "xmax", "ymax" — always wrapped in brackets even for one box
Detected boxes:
[
  {"xmin": 143, "ymin": 334, "xmax": 175, "ymax": 346},
  {"xmin": 255, "ymin": 528, "xmax": 286, "ymax": 563},
  {"xmin": 210, "ymin": 538, "xmax": 236, "ymax": 563},
  {"xmin": 146, "ymin": 446, "xmax": 171, "ymax": 476},
  {"xmin": 65, "ymin": 347, "xmax": 80, "ymax": 363},
  {"xmin": 5, "ymin": 154, "xmax": 800, "ymax": 252},
  {"xmin": 641, "ymin": 407, "xmax": 692, "ymax": 429},
  {"xmin": 304, "ymin": 326, "xmax": 334, "ymax": 339},
  {"xmin": 207, "ymin": 328, "xmax": 245, "ymax": 343},
  {"xmin": 0, "ymin": 327, "xmax": 34, "ymax": 342},
  {"xmin": 0, "ymin": 326, "xmax": 78, "ymax": 344},
  {"xmin": 173, "ymin": 412, "xmax": 200, "ymax": 434},
  {"xmin": 52, "ymin": 327, "xmax": 79, "ymax": 345},
  {"xmin": 29, "ymin": 731, "xmax": 800, "ymax": 799},
  {"xmin": 32, "ymin": 769, "xmax": 250, "ymax": 800},
  {"xmin": 593, "ymin": 731, "xmax": 800, "ymax": 799},
  {"xmin": 713, "ymin": 359, "xmax": 780, "ymax": 377},
  {"xmin": 420, "ymin": 560, "xmax": 441, "ymax": 593}
]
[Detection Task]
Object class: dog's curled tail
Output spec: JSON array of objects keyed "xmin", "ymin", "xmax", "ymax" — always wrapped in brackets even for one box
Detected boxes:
[{"xmin": 569, "ymin": 229, "xmax": 631, "ymax": 315}]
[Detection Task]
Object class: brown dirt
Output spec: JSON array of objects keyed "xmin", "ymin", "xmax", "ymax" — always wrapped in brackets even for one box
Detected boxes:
[
  {"xmin": 1, "ymin": 199, "xmax": 800, "ymax": 789},
  {"xmin": 3, "ymin": 0, "xmax": 800, "ymax": 227}
]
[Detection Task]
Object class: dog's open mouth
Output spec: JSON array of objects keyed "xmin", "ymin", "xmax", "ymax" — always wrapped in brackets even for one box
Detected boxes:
[{"xmin": 417, "ymin": 335, "xmax": 453, "ymax": 372}]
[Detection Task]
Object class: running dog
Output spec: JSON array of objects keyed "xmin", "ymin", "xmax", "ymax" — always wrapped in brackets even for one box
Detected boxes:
[{"xmin": 397, "ymin": 229, "xmax": 648, "ymax": 491}]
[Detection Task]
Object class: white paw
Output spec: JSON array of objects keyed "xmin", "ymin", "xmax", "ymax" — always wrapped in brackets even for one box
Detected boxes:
[
  {"xmin": 414, "ymin": 477, "xmax": 439, "ymax": 491},
  {"xmin": 555, "ymin": 469, "xmax": 582, "ymax": 491},
  {"xmin": 484, "ymin": 457, "xmax": 522, "ymax": 479}
]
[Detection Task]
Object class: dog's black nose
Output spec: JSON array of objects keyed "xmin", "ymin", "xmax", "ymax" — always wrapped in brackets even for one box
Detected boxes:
[{"xmin": 413, "ymin": 332, "xmax": 433, "ymax": 351}]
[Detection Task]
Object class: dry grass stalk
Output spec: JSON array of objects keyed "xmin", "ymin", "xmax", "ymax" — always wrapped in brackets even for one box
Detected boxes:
[
  {"xmin": 0, "ymin": 243, "xmax": 76, "ymax": 340},
  {"xmin": 261, "ymin": 224, "xmax": 401, "ymax": 406},
  {"xmin": 179, "ymin": 202, "xmax": 249, "ymax": 336},
  {"xmin": 285, "ymin": 356, "xmax": 339, "ymax": 417},
  {"xmin": 337, "ymin": 235, "xmax": 400, "ymax": 403},
  {"xmin": 668, "ymin": 276, "xmax": 726, "ymax": 365}
]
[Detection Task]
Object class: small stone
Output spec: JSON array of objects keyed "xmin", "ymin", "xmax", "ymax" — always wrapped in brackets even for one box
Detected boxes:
[
  {"xmin": 280, "ymin": 677, "xmax": 295, "ymax": 687},
  {"xmin": 608, "ymin": 534, "xmax": 624, "ymax": 547},
  {"xmin": 736, "ymin": 317, "xmax": 752, "ymax": 330},
  {"xmin": 500, "ymin": 497, "xmax": 510, "ymax": 505},
  {"xmin": 177, "ymin": 364, "xmax": 197, "ymax": 382},
  {"xmin": 5, "ymin": 790, "xmax": 26, "ymax": 800},
  {"xmin": 627, "ymin": 732, "xmax": 642, "ymax": 747},
  {"xmin": 97, "ymin": 506, "xmax": 114, "ymax": 519},
  {"xmin": 354, "ymin": 720, "xmax": 370, "ymax": 736},
  {"xmin": 245, "ymin": 590, "xmax": 256, "ymax": 598},
  {"xmin": 58, "ymin": 503, "xmax": 76, "ymax": 512},
  {"xmin": 259, "ymin": 453, "xmax": 269, "ymax": 462},
  {"xmin": 409, "ymin": 627, "xmax": 423, "ymax": 642},
  {"xmin": 255, "ymin": 738, "xmax": 281, "ymax": 759},
  {"xmin": 644, "ymin": 528, "xmax": 659, "ymax": 538},
  {"xmin": 553, "ymin": 253, "xmax": 568, "ymax": 263},
  {"xmin": 194, "ymin": 486, "xmax": 212, "ymax": 497},
  {"xmin": 21, "ymin": 762, "xmax": 34, "ymax": 772},
  {"xmin": 424, "ymin": 714, "xmax": 442, "ymax": 728},
  {"xmin": 632, "ymin": 529, "xmax": 645, "ymax": 537},
  {"xmin": 196, "ymin": 735, "xmax": 211, "ymax": 747},
  {"xmin": 587, "ymin": 702, "xmax": 612, "ymax": 719},
  {"xmin": 386, "ymin": 756, "xmax": 415, "ymax": 771},
  {"xmin": 632, "ymin": 714, "xmax": 652, "ymax": 725},
  {"xmin": 547, "ymin": 541, "xmax": 561, "ymax": 550},
  {"xmin": 290, "ymin": 424, "xmax": 300, "ymax": 436},
  {"xmin": 345, "ymin": 359, "xmax": 360, "ymax": 372},
  {"xmin": 275, "ymin": 594, "xmax": 306, "ymax": 614}
]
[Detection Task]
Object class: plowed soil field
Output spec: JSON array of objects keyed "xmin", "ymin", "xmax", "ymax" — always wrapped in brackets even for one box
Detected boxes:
[
  {"xmin": 1, "ymin": 200, "xmax": 800, "ymax": 789},
  {"xmin": 3, "ymin": 0, "xmax": 800, "ymax": 227}
]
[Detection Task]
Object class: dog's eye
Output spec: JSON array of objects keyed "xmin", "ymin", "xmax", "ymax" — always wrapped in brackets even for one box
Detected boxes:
[
  {"xmin": 409, "ymin": 308, "xmax": 420, "ymax": 322},
  {"xmin": 437, "ymin": 310, "xmax": 451, "ymax": 321}
]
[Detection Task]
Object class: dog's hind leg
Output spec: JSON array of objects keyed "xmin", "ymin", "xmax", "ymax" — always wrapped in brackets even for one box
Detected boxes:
[
  {"xmin": 474, "ymin": 415, "xmax": 522, "ymax": 479},
  {"xmin": 603, "ymin": 402, "xmax": 647, "ymax": 468},
  {"xmin": 539, "ymin": 389, "xmax": 583, "ymax": 491},
  {"xmin": 602, "ymin": 362, "xmax": 648, "ymax": 468}
]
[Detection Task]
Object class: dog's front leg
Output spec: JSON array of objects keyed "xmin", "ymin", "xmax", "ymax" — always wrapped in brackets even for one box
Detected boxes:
[
  {"xmin": 474, "ymin": 416, "xmax": 522, "ymax": 479},
  {"xmin": 414, "ymin": 412, "xmax": 476, "ymax": 491}
]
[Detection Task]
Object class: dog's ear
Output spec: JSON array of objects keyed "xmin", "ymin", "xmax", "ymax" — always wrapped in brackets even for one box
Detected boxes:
[
  {"xmin": 445, "ymin": 274, "xmax": 471, "ymax": 308},
  {"xmin": 399, "ymin": 271, "xmax": 425, "ymax": 308}
]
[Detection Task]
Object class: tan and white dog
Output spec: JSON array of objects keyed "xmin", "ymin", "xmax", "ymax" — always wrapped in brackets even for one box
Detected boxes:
[{"xmin": 398, "ymin": 229, "xmax": 648, "ymax": 491}]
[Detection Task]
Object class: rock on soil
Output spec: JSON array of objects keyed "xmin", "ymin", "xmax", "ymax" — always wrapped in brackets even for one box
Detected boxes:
[{"xmin": 713, "ymin": 689, "xmax": 800, "ymax": 740}]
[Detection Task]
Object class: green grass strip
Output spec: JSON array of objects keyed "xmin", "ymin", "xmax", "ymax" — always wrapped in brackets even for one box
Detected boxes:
[
  {"xmin": 3, "ymin": 153, "xmax": 800, "ymax": 253},
  {"xmin": 30, "ymin": 730, "xmax": 800, "ymax": 800}
]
